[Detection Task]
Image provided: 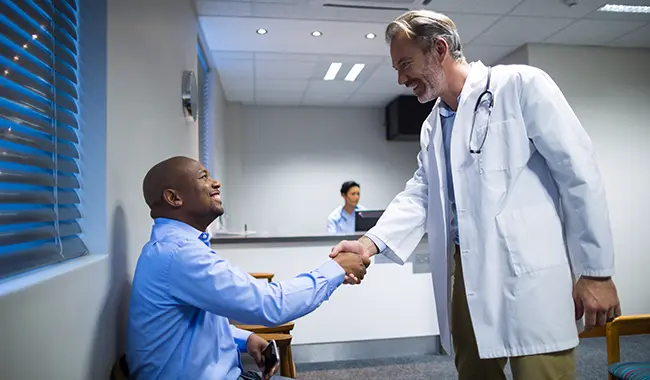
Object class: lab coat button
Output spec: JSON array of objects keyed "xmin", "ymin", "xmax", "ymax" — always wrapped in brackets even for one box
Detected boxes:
[{"xmin": 467, "ymin": 292, "xmax": 476, "ymax": 297}]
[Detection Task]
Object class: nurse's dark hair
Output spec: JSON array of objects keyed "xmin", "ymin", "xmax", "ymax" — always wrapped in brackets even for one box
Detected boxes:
[
  {"xmin": 385, "ymin": 10, "xmax": 465, "ymax": 62},
  {"xmin": 340, "ymin": 181, "xmax": 360, "ymax": 195}
]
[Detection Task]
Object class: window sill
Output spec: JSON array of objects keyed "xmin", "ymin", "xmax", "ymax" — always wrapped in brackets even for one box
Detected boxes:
[{"xmin": 0, "ymin": 254, "xmax": 108, "ymax": 298}]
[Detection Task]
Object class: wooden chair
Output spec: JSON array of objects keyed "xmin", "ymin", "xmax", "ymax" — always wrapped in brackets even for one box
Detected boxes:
[
  {"xmin": 250, "ymin": 273, "xmax": 275, "ymax": 283},
  {"xmin": 257, "ymin": 333, "xmax": 296, "ymax": 378},
  {"xmin": 234, "ymin": 272, "xmax": 297, "ymax": 378},
  {"xmin": 579, "ymin": 315, "xmax": 650, "ymax": 380}
]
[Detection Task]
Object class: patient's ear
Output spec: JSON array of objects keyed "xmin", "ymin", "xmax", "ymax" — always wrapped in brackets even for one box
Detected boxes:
[{"xmin": 162, "ymin": 189, "xmax": 183, "ymax": 208}]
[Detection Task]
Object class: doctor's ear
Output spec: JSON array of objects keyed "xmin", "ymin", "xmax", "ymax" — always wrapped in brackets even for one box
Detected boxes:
[{"xmin": 433, "ymin": 38, "xmax": 449, "ymax": 62}]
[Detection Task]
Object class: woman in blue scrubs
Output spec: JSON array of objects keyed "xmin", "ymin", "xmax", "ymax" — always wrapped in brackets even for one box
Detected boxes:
[{"xmin": 327, "ymin": 181, "xmax": 366, "ymax": 234}]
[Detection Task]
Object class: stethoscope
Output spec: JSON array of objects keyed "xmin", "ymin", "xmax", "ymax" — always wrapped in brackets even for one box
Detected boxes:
[{"xmin": 468, "ymin": 66, "xmax": 493, "ymax": 154}]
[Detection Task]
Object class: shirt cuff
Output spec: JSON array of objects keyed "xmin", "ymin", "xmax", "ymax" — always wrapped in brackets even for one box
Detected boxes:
[
  {"xmin": 364, "ymin": 232, "xmax": 388, "ymax": 253},
  {"xmin": 317, "ymin": 259, "xmax": 346, "ymax": 291},
  {"xmin": 230, "ymin": 325, "xmax": 253, "ymax": 352}
]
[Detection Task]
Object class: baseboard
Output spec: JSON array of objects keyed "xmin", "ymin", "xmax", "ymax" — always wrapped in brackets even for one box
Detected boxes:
[{"xmin": 291, "ymin": 335, "xmax": 442, "ymax": 364}]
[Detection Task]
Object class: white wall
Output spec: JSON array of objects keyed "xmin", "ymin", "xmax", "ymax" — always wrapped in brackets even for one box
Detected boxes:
[
  {"xmin": 0, "ymin": 1, "xmax": 206, "ymax": 379},
  {"xmin": 524, "ymin": 44, "xmax": 650, "ymax": 315},
  {"xmin": 223, "ymin": 105, "xmax": 420, "ymax": 236}
]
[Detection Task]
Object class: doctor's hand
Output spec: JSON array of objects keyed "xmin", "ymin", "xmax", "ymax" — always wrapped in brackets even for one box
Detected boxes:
[
  {"xmin": 332, "ymin": 251, "xmax": 370, "ymax": 284},
  {"xmin": 573, "ymin": 276, "xmax": 621, "ymax": 331},
  {"xmin": 246, "ymin": 334, "xmax": 278, "ymax": 380},
  {"xmin": 330, "ymin": 238, "xmax": 375, "ymax": 284}
]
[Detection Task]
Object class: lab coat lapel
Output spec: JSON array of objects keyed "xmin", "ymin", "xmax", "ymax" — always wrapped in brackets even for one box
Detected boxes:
[
  {"xmin": 452, "ymin": 61, "xmax": 490, "ymax": 170},
  {"xmin": 426, "ymin": 100, "xmax": 455, "ymax": 355}
]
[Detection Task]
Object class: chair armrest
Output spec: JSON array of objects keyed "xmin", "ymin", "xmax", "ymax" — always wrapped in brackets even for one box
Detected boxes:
[{"xmin": 607, "ymin": 314, "xmax": 650, "ymax": 364}]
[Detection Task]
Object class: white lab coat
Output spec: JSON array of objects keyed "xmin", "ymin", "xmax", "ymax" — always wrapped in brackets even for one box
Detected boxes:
[{"xmin": 368, "ymin": 61, "xmax": 615, "ymax": 359}]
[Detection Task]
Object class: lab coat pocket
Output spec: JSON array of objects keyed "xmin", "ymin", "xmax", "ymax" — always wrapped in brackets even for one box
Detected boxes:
[
  {"xmin": 478, "ymin": 119, "xmax": 530, "ymax": 172},
  {"xmin": 495, "ymin": 204, "xmax": 569, "ymax": 276}
]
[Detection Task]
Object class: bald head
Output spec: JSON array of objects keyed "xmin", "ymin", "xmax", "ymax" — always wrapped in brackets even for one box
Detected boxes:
[
  {"xmin": 142, "ymin": 156, "xmax": 198, "ymax": 210},
  {"xmin": 142, "ymin": 156, "xmax": 223, "ymax": 229}
]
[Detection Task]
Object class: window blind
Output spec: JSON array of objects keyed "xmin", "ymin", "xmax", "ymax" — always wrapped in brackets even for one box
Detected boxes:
[
  {"xmin": 0, "ymin": 0, "xmax": 87, "ymax": 279},
  {"xmin": 197, "ymin": 42, "xmax": 214, "ymax": 175}
]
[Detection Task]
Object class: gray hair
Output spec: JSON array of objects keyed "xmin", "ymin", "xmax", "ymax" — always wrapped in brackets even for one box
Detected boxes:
[{"xmin": 385, "ymin": 10, "xmax": 465, "ymax": 62}]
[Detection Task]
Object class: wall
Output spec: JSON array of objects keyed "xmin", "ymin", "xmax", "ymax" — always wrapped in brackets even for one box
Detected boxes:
[
  {"xmin": 525, "ymin": 44, "xmax": 650, "ymax": 315},
  {"xmin": 0, "ymin": 0, "xmax": 203, "ymax": 379},
  {"xmin": 223, "ymin": 105, "xmax": 421, "ymax": 236}
]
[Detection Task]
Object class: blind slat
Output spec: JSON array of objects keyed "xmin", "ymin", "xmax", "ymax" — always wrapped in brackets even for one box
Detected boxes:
[
  {"xmin": 0, "ymin": 149, "xmax": 79, "ymax": 173},
  {"xmin": 0, "ymin": 222, "xmax": 80, "ymax": 247},
  {"xmin": 0, "ymin": 236, "xmax": 86, "ymax": 278},
  {"xmin": 0, "ymin": 190, "xmax": 79, "ymax": 205},
  {"xmin": 1, "ymin": 123, "xmax": 80, "ymax": 158},
  {"xmin": 0, "ymin": 206, "xmax": 79, "ymax": 225},
  {"xmin": 0, "ymin": 167, "xmax": 79, "ymax": 189}
]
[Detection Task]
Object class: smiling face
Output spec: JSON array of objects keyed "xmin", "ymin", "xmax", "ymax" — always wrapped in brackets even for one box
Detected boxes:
[
  {"xmin": 390, "ymin": 32, "xmax": 447, "ymax": 104},
  {"xmin": 173, "ymin": 159, "xmax": 224, "ymax": 220}
]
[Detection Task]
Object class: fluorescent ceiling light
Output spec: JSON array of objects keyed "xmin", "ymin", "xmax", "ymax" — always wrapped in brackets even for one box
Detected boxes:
[
  {"xmin": 597, "ymin": 4, "xmax": 650, "ymax": 13},
  {"xmin": 365, "ymin": 33, "xmax": 376, "ymax": 39},
  {"xmin": 324, "ymin": 62, "xmax": 342, "ymax": 81},
  {"xmin": 311, "ymin": 31, "xmax": 322, "ymax": 37},
  {"xmin": 344, "ymin": 63, "xmax": 365, "ymax": 82},
  {"xmin": 256, "ymin": 28, "xmax": 268, "ymax": 35}
]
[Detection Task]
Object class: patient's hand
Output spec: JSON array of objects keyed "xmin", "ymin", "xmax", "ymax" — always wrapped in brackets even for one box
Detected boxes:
[
  {"xmin": 333, "ymin": 252, "xmax": 370, "ymax": 284},
  {"xmin": 246, "ymin": 334, "xmax": 278, "ymax": 380}
]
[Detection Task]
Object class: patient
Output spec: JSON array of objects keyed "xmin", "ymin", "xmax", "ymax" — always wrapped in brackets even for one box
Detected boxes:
[{"xmin": 126, "ymin": 156, "xmax": 369, "ymax": 380}]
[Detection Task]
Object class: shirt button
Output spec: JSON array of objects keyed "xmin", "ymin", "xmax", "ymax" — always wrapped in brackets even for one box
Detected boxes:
[{"xmin": 467, "ymin": 292, "xmax": 476, "ymax": 297}]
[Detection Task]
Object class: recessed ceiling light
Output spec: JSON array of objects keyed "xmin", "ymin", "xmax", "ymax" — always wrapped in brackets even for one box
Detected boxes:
[
  {"xmin": 256, "ymin": 28, "xmax": 268, "ymax": 35},
  {"xmin": 598, "ymin": 4, "xmax": 650, "ymax": 13},
  {"xmin": 345, "ymin": 63, "xmax": 365, "ymax": 82},
  {"xmin": 365, "ymin": 33, "xmax": 376, "ymax": 39},
  {"xmin": 323, "ymin": 62, "xmax": 342, "ymax": 81},
  {"xmin": 311, "ymin": 31, "xmax": 322, "ymax": 37}
]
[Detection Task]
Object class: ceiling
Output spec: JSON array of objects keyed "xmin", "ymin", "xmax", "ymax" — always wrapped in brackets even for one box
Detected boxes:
[{"xmin": 196, "ymin": 0, "xmax": 650, "ymax": 107}]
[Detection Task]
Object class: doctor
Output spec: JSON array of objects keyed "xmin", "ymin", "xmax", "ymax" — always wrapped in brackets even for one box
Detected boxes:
[{"xmin": 330, "ymin": 10, "xmax": 621, "ymax": 380}]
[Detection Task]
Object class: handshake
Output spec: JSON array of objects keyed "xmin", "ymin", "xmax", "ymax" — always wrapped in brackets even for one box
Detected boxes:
[{"xmin": 329, "ymin": 239, "xmax": 373, "ymax": 285}]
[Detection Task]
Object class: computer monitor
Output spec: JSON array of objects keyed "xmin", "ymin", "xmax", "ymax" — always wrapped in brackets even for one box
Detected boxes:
[{"xmin": 355, "ymin": 210, "xmax": 385, "ymax": 232}]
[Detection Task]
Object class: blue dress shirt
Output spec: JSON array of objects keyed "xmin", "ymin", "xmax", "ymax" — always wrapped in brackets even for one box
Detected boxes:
[
  {"xmin": 326, "ymin": 205, "xmax": 366, "ymax": 234},
  {"xmin": 367, "ymin": 99, "xmax": 460, "ymax": 251},
  {"xmin": 126, "ymin": 218, "xmax": 345, "ymax": 380}
]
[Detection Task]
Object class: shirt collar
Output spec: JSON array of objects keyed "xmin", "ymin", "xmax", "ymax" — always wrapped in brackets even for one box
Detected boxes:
[
  {"xmin": 439, "ymin": 95, "xmax": 461, "ymax": 118},
  {"xmin": 154, "ymin": 217, "xmax": 211, "ymax": 245}
]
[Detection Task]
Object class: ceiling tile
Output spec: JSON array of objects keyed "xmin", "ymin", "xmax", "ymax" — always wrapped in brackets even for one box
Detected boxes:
[
  {"xmin": 471, "ymin": 16, "xmax": 574, "ymax": 46},
  {"xmin": 304, "ymin": 79, "xmax": 362, "ymax": 94},
  {"xmin": 255, "ymin": 60, "xmax": 318, "ymax": 79},
  {"xmin": 443, "ymin": 13, "xmax": 502, "ymax": 43},
  {"xmin": 608, "ymin": 23, "xmax": 650, "ymax": 48},
  {"xmin": 545, "ymin": 19, "xmax": 647, "ymax": 45},
  {"xmin": 463, "ymin": 45, "xmax": 517, "ymax": 66},
  {"xmin": 255, "ymin": 52, "xmax": 321, "ymax": 62},
  {"xmin": 255, "ymin": 79, "xmax": 309, "ymax": 92},
  {"xmin": 215, "ymin": 59, "xmax": 254, "ymax": 77},
  {"xmin": 422, "ymin": 0, "xmax": 524, "ymax": 15},
  {"xmin": 212, "ymin": 51, "xmax": 254, "ymax": 61},
  {"xmin": 510, "ymin": 0, "xmax": 609, "ymax": 18}
]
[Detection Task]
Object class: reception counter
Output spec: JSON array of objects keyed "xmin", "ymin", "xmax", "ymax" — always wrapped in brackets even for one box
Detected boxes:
[{"xmin": 210, "ymin": 232, "xmax": 441, "ymax": 363}]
